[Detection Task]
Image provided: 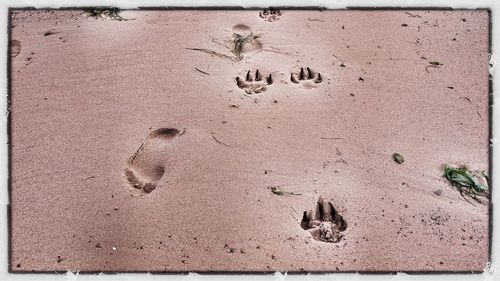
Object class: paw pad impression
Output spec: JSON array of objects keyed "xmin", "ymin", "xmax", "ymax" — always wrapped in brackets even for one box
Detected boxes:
[
  {"xmin": 301, "ymin": 195, "xmax": 347, "ymax": 243},
  {"xmin": 236, "ymin": 70, "xmax": 273, "ymax": 94}
]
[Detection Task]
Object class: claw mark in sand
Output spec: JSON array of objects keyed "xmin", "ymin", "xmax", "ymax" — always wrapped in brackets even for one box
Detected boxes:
[
  {"xmin": 291, "ymin": 67, "xmax": 323, "ymax": 89},
  {"xmin": 123, "ymin": 128, "xmax": 183, "ymax": 194},
  {"xmin": 301, "ymin": 196, "xmax": 347, "ymax": 243},
  {"xmin": 236, "ymin": 70, "xmax": 273, "ymax": 94}
]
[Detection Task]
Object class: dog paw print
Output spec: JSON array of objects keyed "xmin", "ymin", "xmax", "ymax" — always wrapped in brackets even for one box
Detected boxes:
[
  {"xmin": 236, "ymin": 70, "xmax": 273, "ymax": 94},
  {"xmin": 290, "ymin": 67, "xmax": 323, "ymax": 89},
  {"xmin": 259, "ymin": 9, "xmax": 282, "ymax": 22},
  {"xmin": 301, "ymin": 196, "xmax": 347, "ymax": 243}
]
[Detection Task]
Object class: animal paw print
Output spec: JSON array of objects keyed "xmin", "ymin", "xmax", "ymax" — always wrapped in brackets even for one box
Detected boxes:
[
  {"xmin": 290, "ymin": 67, "xmax": 323, "ymax": 89},
  {"xmin": 236, "ymin": 70, "xmax": 273, "ymax": 94},
  {"xmin": 259, "ymin": 9, "xmax": 282, "ymax": 22},
  {"xmin": 301, "ymin": 196, "xmax": 347, "ymax": 243}
]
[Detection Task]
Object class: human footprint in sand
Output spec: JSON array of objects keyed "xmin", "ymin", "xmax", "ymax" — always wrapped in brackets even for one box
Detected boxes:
[{"xmin": 123, "ymin": 128, "xmax": 184, "ymax": 194}]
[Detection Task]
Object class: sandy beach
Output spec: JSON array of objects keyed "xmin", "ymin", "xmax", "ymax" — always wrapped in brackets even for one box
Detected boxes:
[{"xmin": 9, "ymin": 9, "xmax": 490, "ymax": 272}]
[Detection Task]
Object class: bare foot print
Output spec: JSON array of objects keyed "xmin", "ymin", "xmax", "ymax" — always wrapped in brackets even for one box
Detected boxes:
[
  {"xmin": 123, "ymin": 128, "xmax": 182, "ymax": 194},
  {"xmin": 301, "ymin": 196, "xmax": 347, "ymax": 243},
  {"xmin": 10, "ymin": 40, "xmax": 21, "ymax": 58},
  {"xmin": 259, "ymin": 9, "xmax": 282, "ymax": 22},
  {"xmin": 236, "ymin": 70, "xmax": 273, "ymax": 94},
  {"xmin": 290, "ymin": 67, "xmax": 323, "ymax": 89}
]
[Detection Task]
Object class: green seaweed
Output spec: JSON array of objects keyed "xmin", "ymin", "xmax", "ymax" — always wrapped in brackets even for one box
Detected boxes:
[{"xmin": 443, "ymin": 165, "xmax": 488, "ymax": 204}]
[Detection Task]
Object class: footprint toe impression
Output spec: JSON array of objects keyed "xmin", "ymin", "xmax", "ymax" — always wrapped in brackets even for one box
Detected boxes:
[
  {"xmin": 301, "ymin": 196, "xmax": 347, "ymax": 243},
  {"xmin": 123, "ymin": 128, "xmax": 182, "ymax": 194},
  {"xmin": 291, "ymin": 67, "xmax": 323, "ymax": 89},
  {"xmin": 236, "ymin": 70, "xmax": 273, "ymax": 94}
]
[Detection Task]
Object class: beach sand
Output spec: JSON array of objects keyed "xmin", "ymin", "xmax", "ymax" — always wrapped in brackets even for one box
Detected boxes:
[{"xmin": 9, "ymin": 9, "xmax": 490, "ymax": 272}]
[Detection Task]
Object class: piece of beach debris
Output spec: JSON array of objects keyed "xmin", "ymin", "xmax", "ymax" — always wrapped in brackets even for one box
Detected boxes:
[
  {"xmin": 43, "ymin": 30, "xmax": 58, "ymax": 36},
  {"xmin": 187, "ymin": 31, "xmax": 261, "ymax": 62},
  {"xmin": 211, "ymin": 134, "xmax": 230, "ymax": 147},
  {"xmin": 186, "ymin": 48, "xmax": 236, "ymax": 61},
  {"xmin": 434, "ymin": 189, "xmax": 443, "ymax": 196},
  {"xmin": 269, "ymin": 186, "xmax": 301, "ymax": 196},
  {"xmin": 83, "ymin": 8, "xmax": 131, "ymax": 21},
  {"xmin": 425, "ymin": 61, "xmax": 443, "ymax": 73},
  {"xmin": 443, "ymin": 165, "xmax": 488, "ymax": 203},
  {"xmin": 392, "ymin": 153, "xmax": 405, "ymax": 164},
  {"xmin": 405, "ymin": 12, "xmax": 422, "ymax": 18},
  {"xmin": 194, "ymin": 67, "xmax": 210, "ymax": 75},
  {"xmin": 82, "ymin": 176, "xmax": 95, "ymax": 180},
  {"xmin": 224, "ymin": 244, "xmax": 236, "ymax": 254},
  {"xmin": 230, "ymin": 33, "xmax": 261, "ymax": 60},
  {"xmin": 308, "ymin": 18, "xmax": 324, "ymax": 22}
]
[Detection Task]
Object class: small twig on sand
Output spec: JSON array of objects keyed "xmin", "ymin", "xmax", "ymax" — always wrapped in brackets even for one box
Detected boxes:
[
  {"xmin": 332, "ymin": 53, "xmax": 346, "ymax": 67},
  {"xmin": 460, "ymin": 96, "xmax": 472, "ymax": 104},
  {"xmin": 43, "ymin": 30, "xmax": 60, "ymax": 36},
  {"xmin": 194, "ymin": 67, "xmax": 210, "ymax": 75},
  {"xmin": 211, "ymin": 135, "xmax": 231, "ymax": 147},
  {"xmin": 405, "ymin": 12, "xmax": 422, "ymax": 18},
  {"xmin": 129, "ymin": 142, "xmax": 146, "ymax": 164},
  {"xmin": 307, "ymin": 17, "xmax": 324, "ymax": 22},
  {"xmin": 186, "ymin": 48, "xmax": 238, "ymax": 62},
  {"xmin": 460, "ymin": 189, "xmax": 477, "ymax": 206},
  {"xmin": 335, "ymin": 159, "xmax": 348, "ymax": 165},
  {"xmin": 269, "ymin": 186, "xmax": 301, "ymax": 196},
  {"xmin": 320, "ymin": 137, "xmax": 345, "ymax": 140},
  {"xmin": 289, "ymin": 207, "xmax": 299, "ymax": 221},
  {"xmin": 211, "ymin": 37, "xmax": 230, "ymax": 49}
]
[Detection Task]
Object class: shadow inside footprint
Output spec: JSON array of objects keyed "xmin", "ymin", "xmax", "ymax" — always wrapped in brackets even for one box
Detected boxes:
[
  {"xmin": 123, "ymin": 128, "xmax": 182, "ymax": 194},
  {"xmin": 291, "ymin": 67, "xmax": 323, "ymax": 89},
  {"xmin": 236, "ymin": 70, "xmax": 273, "ymax": 94},
  {"xmin": 301, "ymin": 196, "xmax": 347, "ymax": 243}
]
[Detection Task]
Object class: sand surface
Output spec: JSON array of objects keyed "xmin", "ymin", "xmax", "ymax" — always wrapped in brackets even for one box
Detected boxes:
[{"xmin": 9, "ymin": 9, "xmax": 490, "ymax": 272}]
